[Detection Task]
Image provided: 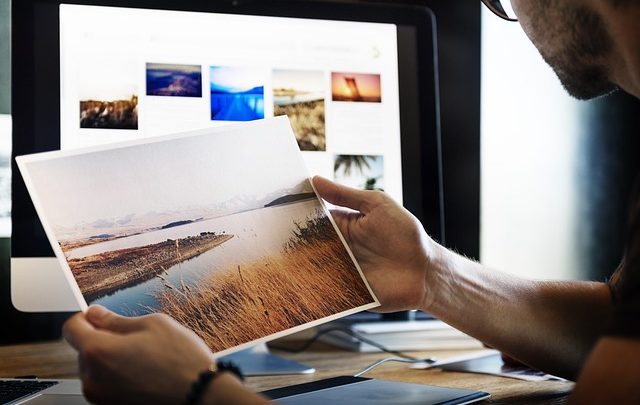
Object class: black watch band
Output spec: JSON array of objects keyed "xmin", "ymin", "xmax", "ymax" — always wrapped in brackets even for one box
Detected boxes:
[{"xmin": 186, "ymin": 360, "xmax": 244, "ymax": 405}]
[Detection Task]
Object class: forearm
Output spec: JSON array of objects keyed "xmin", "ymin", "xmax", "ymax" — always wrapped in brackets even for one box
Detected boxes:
[
  {"xmin": 201, "ymin": 373, "xmax": 270, "ymax": 405},
  {"xmin": 424, "ymin": 245, "xmax": 613, "ymax": 380}
]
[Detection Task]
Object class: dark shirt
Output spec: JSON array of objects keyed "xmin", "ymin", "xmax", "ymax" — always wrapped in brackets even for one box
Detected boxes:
[{"xmin": 608, "ymin": 180, "xmax": 640, "ymax": 337}]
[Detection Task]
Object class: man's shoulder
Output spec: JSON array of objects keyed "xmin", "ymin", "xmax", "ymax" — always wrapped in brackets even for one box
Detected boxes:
[
  {"xmin": 571, "ymin": 336, "xmax": 640, "ymax": 403},
  {"xmin": 607, "ymin": 176, "xmax": 640, "ymax": 337}
]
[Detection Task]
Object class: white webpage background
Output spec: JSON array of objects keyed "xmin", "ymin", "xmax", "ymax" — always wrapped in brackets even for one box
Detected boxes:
[{"xmin": 60, "ymin": 5, "xmax": 403, "ymax": 204}]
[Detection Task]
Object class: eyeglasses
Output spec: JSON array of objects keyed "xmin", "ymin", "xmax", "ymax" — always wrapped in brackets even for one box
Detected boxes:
[{"xmin": 481, "ymin": 0, "xmax": 518, "ymax": 22}]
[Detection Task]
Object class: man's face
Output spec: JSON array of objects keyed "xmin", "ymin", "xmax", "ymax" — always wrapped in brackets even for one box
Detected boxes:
[{"xmin": 511, "ymin": 0, "xmax": 617, "ymax": 99}]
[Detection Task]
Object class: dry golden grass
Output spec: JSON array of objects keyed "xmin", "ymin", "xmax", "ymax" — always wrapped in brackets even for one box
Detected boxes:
[
  {"xmin": 156, "ymin": 212, "xmax": 373, "ymax": 352},
  {"xmin": 274, "ymin": 99, "xmax": 325, "ymax": 151}
]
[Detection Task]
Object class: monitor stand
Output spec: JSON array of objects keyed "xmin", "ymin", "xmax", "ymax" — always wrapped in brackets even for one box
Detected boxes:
[
  {"xmin": 219, "ymin": 343, "xmax": 315, "ymax": 376},
  {"xmin": 11, "ymin": 257, "xmax": 315, "ymax": 376},
  {"xmin": 11, "ymin": 257, "xmax": 82, "ymax": 312}
]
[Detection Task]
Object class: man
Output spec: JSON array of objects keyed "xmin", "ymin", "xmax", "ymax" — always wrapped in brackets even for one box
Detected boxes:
[{"xmin": 63, "ymin": 0, "xmax": 640, "ymax": 403}]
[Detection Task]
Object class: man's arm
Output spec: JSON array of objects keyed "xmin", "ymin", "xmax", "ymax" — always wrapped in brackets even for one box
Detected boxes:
[
  {"xmin": 427, "ymin": 248, "xmax": 612, "ymax": 380},
  {"xmin": 314, "ymin": 176, "xmax": 613, "ymax": 380}
]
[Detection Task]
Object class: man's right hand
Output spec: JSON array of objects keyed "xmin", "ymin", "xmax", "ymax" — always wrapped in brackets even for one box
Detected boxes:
[{"xmin": 313, "ymin": 176, "xmax": 442, "ymax": 313}]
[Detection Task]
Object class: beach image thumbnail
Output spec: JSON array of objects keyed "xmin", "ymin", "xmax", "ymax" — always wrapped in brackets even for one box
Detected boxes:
[
  {"xmin": 78, "ymin": 59, "xmax": 139, "ymax": 129},
  {"xmin": 334, "ymin": 155, "xmax": 384, "ymax": 191},
  {"xmin": 273, "ymin": 70, "xmax": 325, "ymax": 151},
  {"xmin": 210, "ymin": 66, "xmax": 265, "ymax": 121},
  {"xmin": 146, "ymin": 63, "xmax": 202, "ymax": 97},
  {"xmin": 19, "ymin": 119, "xmax": 376, "ymax": 354},
  {"xmin": 331, "ymin": 72, "xmax": 382, "ymax": 103}
]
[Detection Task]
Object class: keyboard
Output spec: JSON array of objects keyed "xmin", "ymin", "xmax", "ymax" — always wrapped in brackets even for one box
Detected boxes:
[{"xmin": 0, "ymin": 380, "xmax": 59, "ymax": 404}]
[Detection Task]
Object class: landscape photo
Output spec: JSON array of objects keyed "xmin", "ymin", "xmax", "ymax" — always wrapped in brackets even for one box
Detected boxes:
[
  {"xmin": 146, "ymin": 63, "xmax": 202, "ymax": 97},
  {"xmin": 210, "ymin": 66, "xmax": 265, "ymax": 121},
  {"xmin": 334, "ymin": 155, "xmax": 385, "ymax": 191},
  {"xmin": 331, "ymin": 72, "xmax": 382, "ymax": 103},
  {"xmin": 273, "ymin": 70, "xmax": 325, "ymax": 151},
  {"xmin": 78, "ymin": 59, "xmax": 139, "ymax": 129},
  {"xmin": 18, "ymin": 119, "xmax": 377, "ymax": 354}
]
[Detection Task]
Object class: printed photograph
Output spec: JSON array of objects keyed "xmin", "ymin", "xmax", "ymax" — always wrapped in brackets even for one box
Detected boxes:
[
  {"xmin": 273, "ymin": 70, "xmax": 325, "ymax": 151},
  {"xmin": 331, "ymin": 72, "xmax": 382, "ymax": 103},
  {"xmin": 19, "ymin": 119, "xmax": 376, "ymax": 353},
  {"xmin": 334, "ymin": 155, "xmax": 384, "ymax": 191},
  {"xmin": 210, "ymin": 66, "xmax": 265, "ymax": 121},
  {"xmin": 146, "ymin": 63, "xmax": 202, "ymax": 97}
]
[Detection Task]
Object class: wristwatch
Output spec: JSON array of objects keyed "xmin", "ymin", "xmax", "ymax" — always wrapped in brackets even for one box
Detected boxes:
[{"xmin": 186, "ymin": 360, "xmax": 244, "ymax": 404}]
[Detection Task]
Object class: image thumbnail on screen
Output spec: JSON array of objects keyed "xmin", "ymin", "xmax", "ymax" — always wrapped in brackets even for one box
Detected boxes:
[{"xmin": 210, "ymin": 66, "xmax": 265, "ymax": 121}]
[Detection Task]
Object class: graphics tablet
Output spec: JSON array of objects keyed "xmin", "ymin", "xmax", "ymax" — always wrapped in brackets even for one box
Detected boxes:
[{"xmin": 261, "ymin": 376, "xmax": 489, "ymax": 404}]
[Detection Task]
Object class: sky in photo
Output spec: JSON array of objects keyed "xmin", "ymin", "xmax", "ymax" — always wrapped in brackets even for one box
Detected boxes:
[
  {"xmin": 24, "ymin": 118, "xmax": 307, "ymax": 229},
  {"xmin": 272, "ymin": 70, "xmax": 324, "ymax": 93},
  {"xmin": 335, "ymin": 155, "xmax": 384, "ymax": 190},
  {"xmin": 147, "ymin": 63, "xmax": 201, "ymax": 74},
  {"xmin": 77, "ymin": 58, "xmax": 138, "ymax": 101},
  {"xmin": 210, "ymin": 66, "xmax": 266, "ymax": 93}
]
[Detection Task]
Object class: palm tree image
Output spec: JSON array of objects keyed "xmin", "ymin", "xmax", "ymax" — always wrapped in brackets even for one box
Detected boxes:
[
  {"xmin": 334, "ymin": 155, "xmax": 375, "ymax": 177},
  {"xmin": 362, "ymin": 176, "xmax": 384, "ymax": 191},
  {"xmin": 334, "ymin": 155, "xmax": 385, "ymax": 191}
]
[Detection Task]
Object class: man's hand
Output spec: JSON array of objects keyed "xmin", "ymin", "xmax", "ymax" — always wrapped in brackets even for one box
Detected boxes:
[
  {"xmin": 63, "ymin": 306, "xmax": 220, "ymax": 404},
  {"xmin": 313, "ymin": 176, "xmax": 440, "ymax": 312}
]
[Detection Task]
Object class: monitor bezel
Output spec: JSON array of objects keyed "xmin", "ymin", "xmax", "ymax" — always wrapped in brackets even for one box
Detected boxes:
[{"xmin": 11, "ymin": 0, "xmax": 443, "ymax": 257}]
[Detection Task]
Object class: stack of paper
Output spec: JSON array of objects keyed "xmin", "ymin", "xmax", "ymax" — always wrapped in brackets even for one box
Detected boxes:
[{"xmin": 320, "ymin": 320, "xmax": 484, "ymax": 352}]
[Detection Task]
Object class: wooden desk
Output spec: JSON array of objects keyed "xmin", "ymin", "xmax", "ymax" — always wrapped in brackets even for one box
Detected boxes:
[{"xmin": 0, "ymin": 340, "xmax": 573, "ymax": 404}]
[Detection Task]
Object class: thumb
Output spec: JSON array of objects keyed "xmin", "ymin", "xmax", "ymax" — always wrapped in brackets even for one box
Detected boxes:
[
  {"xmin": 86, "ymin": 305, "xmax": 145, "ymax": 334},
  {"xmin": 312, "ymin": 176, "xmax": 376, "ymax": 214}
]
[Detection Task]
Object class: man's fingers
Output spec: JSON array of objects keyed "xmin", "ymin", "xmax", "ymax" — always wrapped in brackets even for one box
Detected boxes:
[
  {"xmin": 63, "ymin": 312, "xmax": 101, "ymax": 351},
  {"xmin": 313, "ymin": 176, "xmax": 376, "ymax": 213},
  {"xmin": 85, "ymin": 305, "xmax": 145, "ymax": 334}
]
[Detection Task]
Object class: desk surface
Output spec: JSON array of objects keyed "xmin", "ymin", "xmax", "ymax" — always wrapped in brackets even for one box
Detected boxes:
[{"xmin": 0, "ymin": 340, "xmax": 572, "ymax": 404}]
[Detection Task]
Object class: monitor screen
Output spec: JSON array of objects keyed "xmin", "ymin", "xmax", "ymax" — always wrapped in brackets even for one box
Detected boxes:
[
  {"xmin": 12, "ymin": 0, "xmax": 442, "ymax": 258},
  {"xmin": 59, "ymin": 4, "xmax": 402, "ymax": 202}
]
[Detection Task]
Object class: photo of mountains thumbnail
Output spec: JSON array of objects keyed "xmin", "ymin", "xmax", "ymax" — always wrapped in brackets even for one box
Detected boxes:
[
  {"xmin": 210, "ymin": 66, "xmax": 265, "ymax": 121},
  {"xmin": 146, "ymin": 63, "xmax": 202, "ymax": 97}
]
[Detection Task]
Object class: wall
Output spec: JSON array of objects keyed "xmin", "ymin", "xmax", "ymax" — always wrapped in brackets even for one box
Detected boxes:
[
  {"xmin": 480, "ymin": 8, "xmax": 640, "ymax": 281},
  {"xmin": 481, "ymin": 8, "xmax": 582, "ymax": 280},
  {"xmin": 0, "ymin": 0, "xmax": 8, "ymax": 114}
]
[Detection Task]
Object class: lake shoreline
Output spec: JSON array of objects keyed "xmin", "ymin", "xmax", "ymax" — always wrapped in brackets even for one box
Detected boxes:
[{"xmin": 69, "ymin": 233, "xmax": 234, "ymax": 302}]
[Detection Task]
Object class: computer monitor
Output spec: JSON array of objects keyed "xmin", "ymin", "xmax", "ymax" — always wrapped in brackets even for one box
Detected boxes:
[{"xmin": 11, "ymin": 0, "xmax": 442, "ymax": 313}]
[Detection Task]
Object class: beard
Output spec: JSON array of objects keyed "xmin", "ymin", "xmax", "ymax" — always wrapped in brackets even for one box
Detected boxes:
[
  {"xmin": 526, "ymin": 1, "xmax": 618, "ymax": 100},
  {"xmin": 541, "ymin": 52, "xmax": 618, "ymax": 100}
]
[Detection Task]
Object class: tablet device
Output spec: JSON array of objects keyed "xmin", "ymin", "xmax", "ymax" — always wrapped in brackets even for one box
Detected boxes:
[{"xmin": 262, "ymin": 376, "xmax": 490, "ymax": 404}]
